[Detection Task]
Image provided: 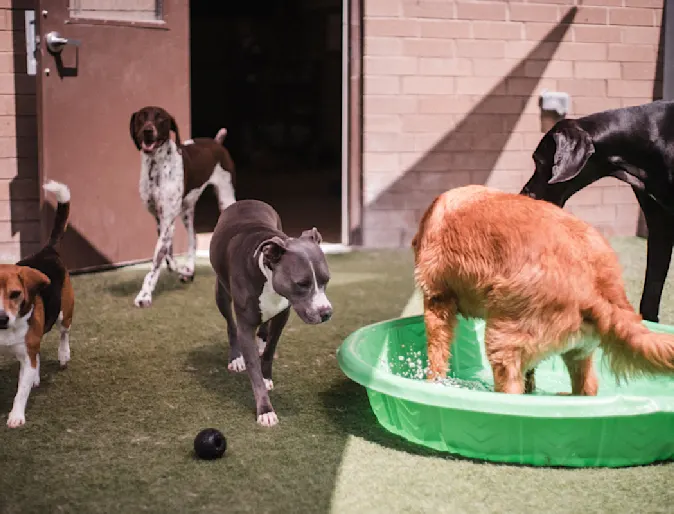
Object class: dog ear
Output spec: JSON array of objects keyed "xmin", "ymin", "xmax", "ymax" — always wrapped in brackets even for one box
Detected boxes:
[
  {"xmin": 19, "ymin": 267, "xmax": 50, "ymax": 296},
  {"xmin": 169, "ymin": 115, "xmax": 181, "ymax": 146},
  {"xmin": 129, "ymin": 111, "xmax": 141, "ymax": 150},
  {"xmin": 300, "ymin": 227, "xmax": 322, "ymax": 245},
  {"xmin": 548, "ymin": 125, "xmax": 595, "ymax": 185},
  {"xmin": 258, "ymin": 236, "xmax": 287, "ymax": 267}
]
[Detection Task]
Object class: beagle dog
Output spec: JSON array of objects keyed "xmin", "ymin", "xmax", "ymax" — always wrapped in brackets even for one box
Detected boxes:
[{"xmin": 0, "ymin": 181, "xmax": 74, "ymax": 428}]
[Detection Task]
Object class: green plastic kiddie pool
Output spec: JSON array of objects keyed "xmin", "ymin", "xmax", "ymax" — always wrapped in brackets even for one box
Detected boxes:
[{"xmin": 336, "ymin": 314, "xmax": 674, "ymax": 468}]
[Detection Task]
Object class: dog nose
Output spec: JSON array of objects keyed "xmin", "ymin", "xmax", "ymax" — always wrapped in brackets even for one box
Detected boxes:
[
  {"xmin": 319, "ymin": 308, "xmax": 333, "ymax": 323},
  {"xmin": 0, "ymin": 312, "xmax": 9, "ymax": 328}
]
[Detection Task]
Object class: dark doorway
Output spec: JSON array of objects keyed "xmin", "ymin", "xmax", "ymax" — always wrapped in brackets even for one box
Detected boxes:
[{"xmin": 189, "ymin": 1, "xmax": 343, "ymax": 242}]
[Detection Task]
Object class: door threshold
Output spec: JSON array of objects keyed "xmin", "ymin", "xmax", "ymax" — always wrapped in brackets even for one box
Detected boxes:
[{"xmin": 196, "ymin": 233, "xmax": 351, "ymax": 258}]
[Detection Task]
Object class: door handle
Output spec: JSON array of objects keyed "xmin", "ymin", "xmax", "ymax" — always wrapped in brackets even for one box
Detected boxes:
[{"xmin": 45, "ymin": 31, "xmax": 81, "ymax": 53}]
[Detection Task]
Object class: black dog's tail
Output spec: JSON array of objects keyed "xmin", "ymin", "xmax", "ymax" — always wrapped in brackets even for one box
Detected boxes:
[{"xmin": 42, "ymin": 180, "xmax": 70, "ymax": 246}]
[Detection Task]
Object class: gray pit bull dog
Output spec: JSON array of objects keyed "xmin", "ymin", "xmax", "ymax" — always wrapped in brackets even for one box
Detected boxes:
[{"xmin": 209, "ymin": 199, "xmax": 333, "ymax": 426}]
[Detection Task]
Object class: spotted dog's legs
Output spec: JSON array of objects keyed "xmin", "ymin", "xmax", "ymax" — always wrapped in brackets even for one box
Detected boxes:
[
  {"xmin": 135, "ymin": 217, "xmax": 177, "ymax": 307},
  {"xmin": 178, "ymin": 206, "xmax": 196, "ymax": 282},
  {"xmin": 154, "ymin": 213, "xmax": 178, "ymax": 273},
  {"xmin": 165, "ymin": 242, "xmax": 178, "ymax": 273}
]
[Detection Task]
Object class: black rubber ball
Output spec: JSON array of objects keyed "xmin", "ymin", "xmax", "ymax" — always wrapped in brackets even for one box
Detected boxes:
[{"xmin": 194, "ymin": 428, "xmax": 227, "ymax": 460}]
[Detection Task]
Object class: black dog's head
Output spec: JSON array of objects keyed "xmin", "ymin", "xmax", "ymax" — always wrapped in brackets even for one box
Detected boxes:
[
  {"xmin": 520, "ymin": 119, "xmax": 597, "ymax": 207},
  {"xmin": 129, "ymin": 106, "xmax": 181, "ymax": 155}
]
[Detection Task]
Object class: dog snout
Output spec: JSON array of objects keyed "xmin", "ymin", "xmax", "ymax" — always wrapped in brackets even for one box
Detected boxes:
[
  {"xmin": 319, "ymin": 306, "xmax": 333, "ymax": 323},
  {"xmin": 0, "ymin": 311, "xmax": 9, "ymax": 329},
  {"xmin": 142, "ymin": 125, "xmax": 156, "ymax": 140}
]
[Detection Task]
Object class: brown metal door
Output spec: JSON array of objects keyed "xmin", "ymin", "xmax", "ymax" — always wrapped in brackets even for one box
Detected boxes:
[{"xmin": 35, "ymin": 0, "xmax": 189, "ymax": 271}]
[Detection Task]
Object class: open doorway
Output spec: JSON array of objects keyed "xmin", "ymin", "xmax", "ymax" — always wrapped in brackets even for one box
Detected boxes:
[{"xmin": 189, "ymin": 1, "xmax": 343, "ymax": 243}]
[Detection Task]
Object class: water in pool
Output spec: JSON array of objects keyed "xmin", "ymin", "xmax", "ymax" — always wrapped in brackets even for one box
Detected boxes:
[{"xmin": 378, "ymin": 346, "xmax": 493, "ymax": 391}]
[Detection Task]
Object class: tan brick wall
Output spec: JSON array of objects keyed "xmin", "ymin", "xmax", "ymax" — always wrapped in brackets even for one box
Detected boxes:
[
  {"xmin": 0, "ymin": 0, "xmax": 39, "ymax": 261},
  {"xmin": 362, "ymin": 0, "xmax": 663, "ymax": 247}
]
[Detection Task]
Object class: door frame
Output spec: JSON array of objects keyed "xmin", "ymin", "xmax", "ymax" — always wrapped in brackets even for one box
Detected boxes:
[
  {"xmin": 36, "ymin": 0, "xmax": 362, "ymax": 257},
  {"xmin": 342, "ymin": 0, "xmax": 363, "ymax": 247}
]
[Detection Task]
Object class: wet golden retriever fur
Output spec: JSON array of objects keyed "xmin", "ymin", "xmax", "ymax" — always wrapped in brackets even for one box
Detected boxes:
[{"xmin": 412, "ymin": 185, "xmax": 674, "ymax": 395}]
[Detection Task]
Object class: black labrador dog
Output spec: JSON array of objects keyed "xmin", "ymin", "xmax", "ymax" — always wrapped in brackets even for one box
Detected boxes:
[
  {"xmin": 521, "ymin": 100, "xmax": 674, "ymax": 325},
  {"xmin": 520, "ymin": 100, "xmax": 674, "ymax": 394}
]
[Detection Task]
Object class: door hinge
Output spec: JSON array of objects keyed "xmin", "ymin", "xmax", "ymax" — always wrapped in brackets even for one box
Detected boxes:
[{"xmin": 24, "ymin": 10, "xmax": 37, "ymax": 76}]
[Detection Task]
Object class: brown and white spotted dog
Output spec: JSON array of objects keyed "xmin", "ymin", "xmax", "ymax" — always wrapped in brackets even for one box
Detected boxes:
[
  {"xmin": 129, "ymin": 106, "xmax": 237, "ymax": 308},
  {"xmin": 0, "ymin": 181, "xmax": 75, "ymax": 428}
]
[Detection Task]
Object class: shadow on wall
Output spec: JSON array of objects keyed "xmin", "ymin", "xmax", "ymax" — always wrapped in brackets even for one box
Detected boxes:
[
  {"xmin": 8, "ymin": 6, "xmax": 40, "ymax": 260},
  {"xmin": 363, "ymin": 8, "xmax": 579, "ymax": 247},
  {"xmin": 8, "ymin": 4, "xmax": 112, "ymax": 270},
  {"xmin": 41, "ymin": 202, "xmax": 112, "ymax": 272}
]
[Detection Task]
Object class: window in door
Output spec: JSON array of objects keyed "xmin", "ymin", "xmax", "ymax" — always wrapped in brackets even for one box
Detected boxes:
[{"xmin": 69, "ymin": 0, "xmax": 163, "ymax": 22}]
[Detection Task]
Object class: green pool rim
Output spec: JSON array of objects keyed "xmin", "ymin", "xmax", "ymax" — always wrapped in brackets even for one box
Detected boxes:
[{"xmin": 336, "ymin": 315, "xmax": 674, "ymax": 419}]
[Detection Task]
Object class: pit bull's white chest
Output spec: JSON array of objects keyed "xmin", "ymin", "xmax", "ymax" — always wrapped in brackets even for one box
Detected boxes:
[
  {"xmin": 139, "ymin": 141, "xmax": 184, "ymax": 217},
  {"xmin": 258, "ymin": 256, "xmax": 289, "ymax": 322},
  {"xmin": 259, "ymin": 281, "xmax": 290, "ymax": 323}
]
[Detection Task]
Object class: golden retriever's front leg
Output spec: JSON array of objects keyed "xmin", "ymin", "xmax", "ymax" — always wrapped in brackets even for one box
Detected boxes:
[
  {"xmin": 492, "ymin": 366, "xmax": 525, "ymax": 394},
  {"xmin": 423, "ymin": 293, "xmax": 457, "ymax": 381}
]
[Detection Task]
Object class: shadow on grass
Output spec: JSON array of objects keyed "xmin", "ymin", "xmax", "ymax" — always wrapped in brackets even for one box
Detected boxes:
[
  {"xmin": 0, "ymin": 360, "xmax": 64, "ymax": 418},
  {"xmin": 319, "ymin": 377, "xmax": 452, "ymax": 458},
  {"xmin": 186, "ymin": 338, "xmax": 302, "ymax": 417},
  {"xmin": 104, "ymin": 268, "xmax": 196, "ymax": 299},
  {"xmin": 186, "ymin": 338, "xmax": 480, "ymax": 464}
]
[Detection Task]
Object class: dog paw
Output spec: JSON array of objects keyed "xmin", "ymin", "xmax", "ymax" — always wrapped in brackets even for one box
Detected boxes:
[
  {"xmin": 257, "ymin": 412, "xmax": 278, "ymax": 427},
  {"xmin": 264, "ymin": 378, "xmax": 274, "ymax": 391},
  {"xmin": 134, "ymin": 292, "xmax": 152, "ymax": 308},
  {"xmin": 227, "ymin": 356, "xmax": 246, "ymax": 372},
  {"xmin": 7, "ymin": 411, "xmax": 25, "ymax": 428},
  {"xmin": 32, "ymin": 375, "xmax": 40, "ymax": 388},
  {"xmin": 58, "ymin": 348, "xmax": 70, "ymax": 368},
  {"xmin": 178, "ymin": 266, "xmax": 195, "ymax": 283}
]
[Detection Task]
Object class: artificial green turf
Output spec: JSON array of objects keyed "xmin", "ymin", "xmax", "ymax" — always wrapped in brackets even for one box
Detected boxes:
[{"xmin": 0, "ymin": 242, "xmax": 673, "ymax": 514}]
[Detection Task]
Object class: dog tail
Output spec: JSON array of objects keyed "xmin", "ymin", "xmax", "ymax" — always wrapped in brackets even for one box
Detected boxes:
[
  {"xmin": 42, "ymin": 180, "xmax": 70, "ymax": 247},
  {"xmin": 214, "ymin": 128, "xmax": 228, "ymax": 146},
  {"xmin": 598, "ymin": 301, "xmax": 674, "ymax": 380}
]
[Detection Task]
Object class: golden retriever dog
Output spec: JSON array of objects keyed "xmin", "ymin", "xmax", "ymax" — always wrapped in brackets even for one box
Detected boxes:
[{"xmin": 412, "ymin": 184, "xmax": 674, "ymax": 395}]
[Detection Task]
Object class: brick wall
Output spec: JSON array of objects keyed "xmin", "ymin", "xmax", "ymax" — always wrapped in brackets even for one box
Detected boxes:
[
  {"xmin": 362, "ymin": 0, "xmax": 663, "ymax": 247},
  {"xmin": 0, "ymin": 0, "xmax": 39, "ymax": 261}
]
